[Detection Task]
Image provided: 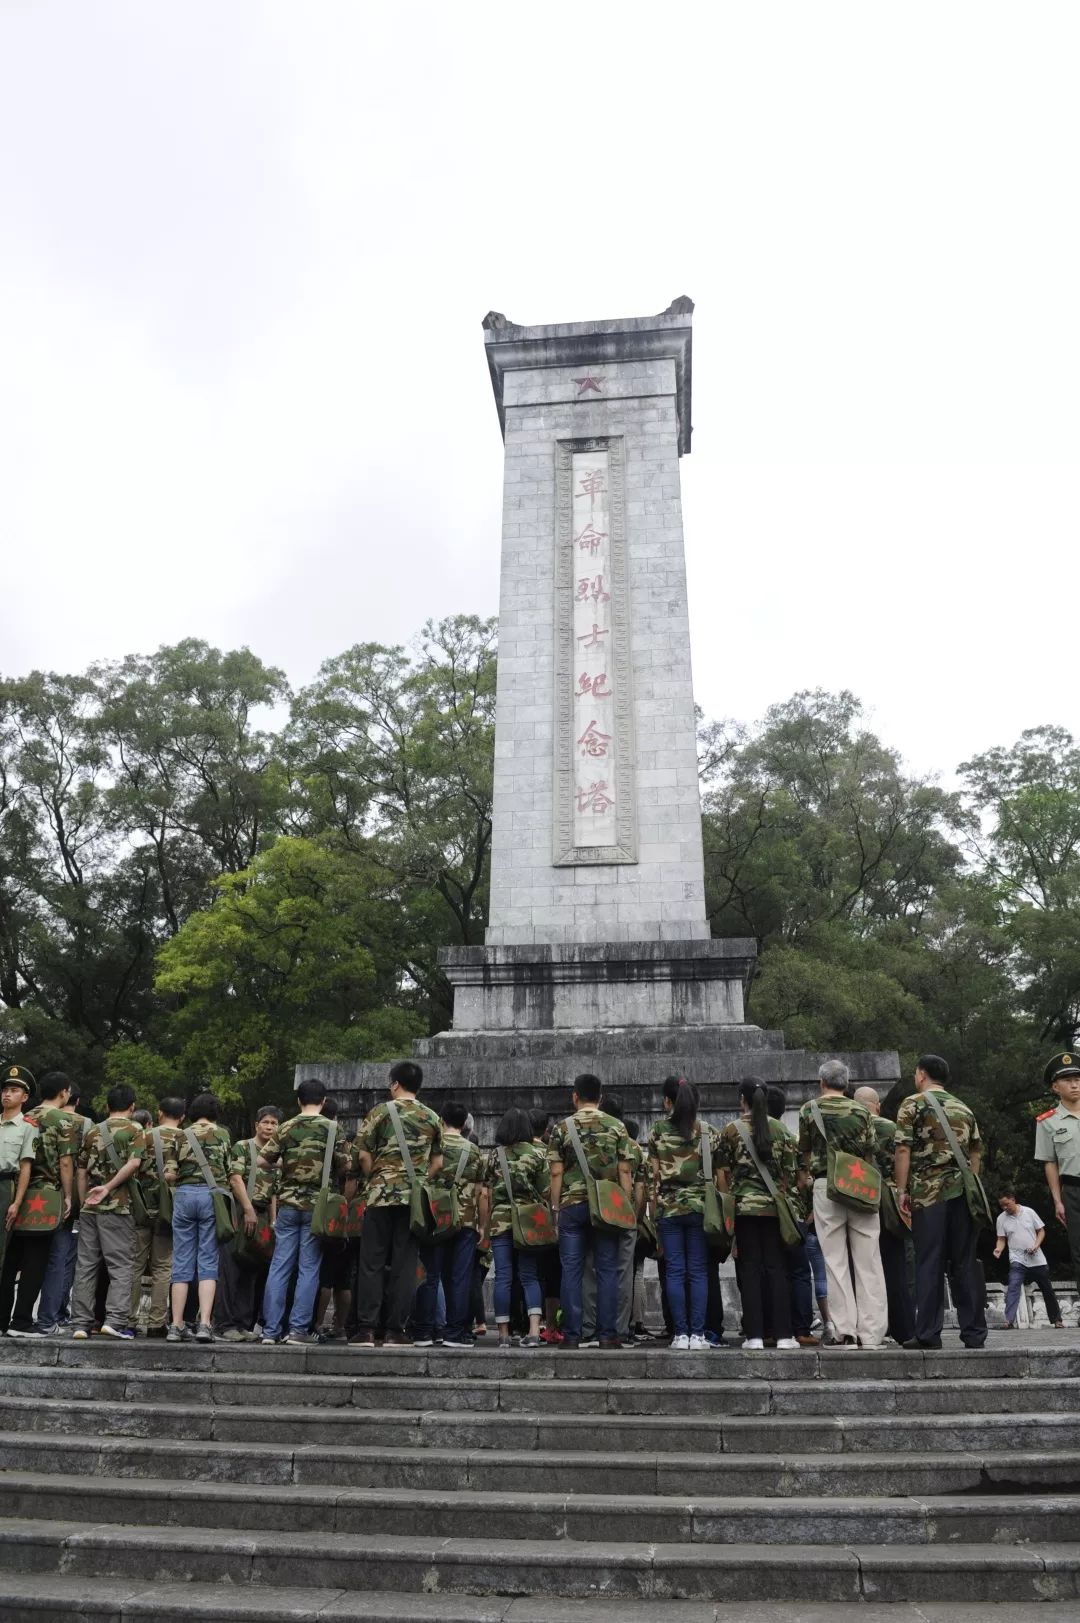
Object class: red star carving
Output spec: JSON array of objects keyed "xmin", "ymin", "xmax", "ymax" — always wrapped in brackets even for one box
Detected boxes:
[
  {"xmin": 573, "ymin": 374, "xmax": 604, "ymax": 394},
  {"xmin": 26, "ymin": 1193, "xmax": 47, "ymax": 1214}
]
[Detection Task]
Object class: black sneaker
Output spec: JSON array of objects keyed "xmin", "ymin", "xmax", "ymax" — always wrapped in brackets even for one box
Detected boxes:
[{"xmin": 284, "ymin": 1331, "xmax": 322, "ymax": 1346}]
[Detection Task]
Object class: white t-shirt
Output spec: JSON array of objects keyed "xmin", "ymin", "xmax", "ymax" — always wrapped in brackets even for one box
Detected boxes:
[{"xmin": 996, "ymin": 1205, "xmax": 1047, "ymax": 1266}]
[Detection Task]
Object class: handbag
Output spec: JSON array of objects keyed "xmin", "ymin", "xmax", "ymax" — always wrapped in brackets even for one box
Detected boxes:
[
  {"xmin": 810, "ymin": 1100, "xmax": 881, "ymax": 1213},
  {"xmin": 310, "ymin": 1123, "xmax": 349, "ymax": 1239},
  {"xmin": 232, "ymin": 1139, "xmax": 276, "ymax": 1269},
  {"xmin": 734, "ymin": 1121, "xmax": 805, "ymax": 1249},
  {"xmin": 699, "ymin": 1125, "xmax": 735, "ymax": 1260},
  {"xmin": 150, "ymin": 1129, "xmax": 173, "ymax": 1232},
  {"xmin": 425, "ymin": 1144, "xmax": 473, "ymax": 1241},
  {"xmin": 98, "ymin": 1120, "xmax": 152, "ymax": 1229},
  {"xmin": 183, "ymin": 1128, "xmax": 235, "ymax": 1242},
  {"xmin": 564, "ymin": 1119, "xmax": 636, "ymax": 1234},
  {"xmin": 880, "ymin": 1178, "xmax": 910, "ymax": 1237},
  {"xmin": 496, "ymin": 1146, "xmax": 557, "ymax": 1249},
  {"xmin": 922, "ymin": 1089, "xmax": 994, "ymax": 1229},
  {"xmin": 386, "ymin": 1101, "xmax": 433, "ymax": 1241},
  {"xmin": 13, "ymin": 1182, "xmax": 63, "ymax": 1233}
]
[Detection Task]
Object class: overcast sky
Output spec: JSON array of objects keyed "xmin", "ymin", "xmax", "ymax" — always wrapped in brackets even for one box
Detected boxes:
[{"xmin": 2, "ymin": 2, "xmax": 1077, "ymax": 783}]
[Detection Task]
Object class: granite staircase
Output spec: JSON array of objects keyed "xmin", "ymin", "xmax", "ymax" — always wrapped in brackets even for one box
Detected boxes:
[{"xmin": 0, "ymin": 1335, "xmax": 1078, "ymax": 1621}]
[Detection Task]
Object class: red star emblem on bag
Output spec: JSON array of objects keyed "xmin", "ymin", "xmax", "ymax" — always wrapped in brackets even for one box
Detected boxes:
[
  {"xmin": 848, "ymin": 1162, "xmax": 865, "ymax": 1180},
  {"xmin": 26, "ymin": 1193, "xmax": 47, "ymax": 1215},
  {"xmin": 258, "ymin": 1226, "xmax": 272, "ymax": 1246}
]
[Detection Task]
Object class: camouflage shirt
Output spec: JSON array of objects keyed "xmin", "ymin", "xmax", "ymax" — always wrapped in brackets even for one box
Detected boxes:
[
  {"xmin": 165, "ymin": 1123, "xmax": 233, "ymax": 1189},
  {"xmin": 484, "ymin": 1141, "xmax": 549, "ymax": 1238},
  {"xmin": 79, "ymin": 1116, "xmax": 149, "ymax": 1215},
  {"xmin": 24, "ymin": 1105, "xmax": 80, "ymax": 1190},
  {"xmin": 136, "ymin": 1124, "xmax": 184, "ymax": 1221},
  {"xmin": 647, "ymin": 1119, "xmax": 724, "ymax": 1219},
  {"xmin": 717, "ymin": 1118, "xmax": 800, "ymax": 1218},
  {"xmin": 798, "ymin": 1095, "xmax": 877, "ymax": 1181},
  {"xmin": 354, "ymin": 1097, "xmax": 442, "ymax": 1210},
  {"xmin": 872, "ymin": 1115, "xmax": 898, "ymax": 1183},
  {"xmin": 427, "ymin": 1128, "xmax": 486, "ymax": 1231},
  {"xmin": 228, "ymin": 1136, "xmax": 280, "ymax": 1208},
  {"xmin": 895, "ymin": 1087, "xmax": 982, "ymax": 1209},
  {"xmin": 548, "ymin": 1108, "xmax": 632, "ymax": 1207},
  {"xmin": 259, "ymin": 1114, "xmax": 351, "ymax": 1211}
]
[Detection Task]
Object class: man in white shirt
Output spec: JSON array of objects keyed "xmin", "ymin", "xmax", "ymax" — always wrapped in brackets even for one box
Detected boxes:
[{"xmin": 993, "ymin": 1192, "xmax": 1063, "ymax": 1328}]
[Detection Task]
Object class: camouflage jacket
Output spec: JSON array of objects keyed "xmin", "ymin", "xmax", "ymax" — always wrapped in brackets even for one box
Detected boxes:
[
  {"xmin": 427, "ymin": 1128, "xmax": 485, "ymax": 1230},
  {"xmin": 547, "ymin": 1108, "xmax": 632, "ymax": 1207},
  {"xmin": 228, "ymin": 1136, "xmax": 280, "ymax": 1208},
  {"xmin": 164, "ymin": 1123, "xmax": 233, "ymax": 1189},
  {"xmin": 896, "ymin": 1087, "xmax": 982, "ymax": 1209},
  {"xmin": 79, "ymin": 1116, "xmax": 149, "ymax": 1215},
  {"xmin": 135, "ymin": 1124, "xmax": 184, "ymax": 1219},
  {"xmin": 353, "ymin": 1097, "xmax": 442, "ymax": 1210},
  {"xmin": 484, "ymin": 1140, "xmax": 549, "ymax": 1238},
  {"xmin": 259, "ymin": 1114, "xmax": 351, "ymax": 1211},
  {"xmin": 24, "ymin": 1105, "xmax": 80, "ymax": 1190},
  {"xmin": 872, "ymin": 1115, "xmax": 898, "ymax": 1183},
  {"xmin": 798, "ymin": 1096, "xmax": 877, "ymax": 1181},
  {"xmin": 717, "ymin": 1118, "xmax": 800, "ymax": 1218},
  {"xmin": 647, "ymin": 1119, "xmax": 724, "ymax": 1219}
]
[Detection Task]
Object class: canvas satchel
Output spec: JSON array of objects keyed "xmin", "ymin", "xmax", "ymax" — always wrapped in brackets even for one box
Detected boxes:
[
  {"xmin": 699, "ymin": 1125, "xmax": 735, "ymax": 1259},
  {"xmin": 98, "ymin": 1119, "xmax": 152, "ymax": 1228},
  {"xmin": 922, "ymin": 1090, "xmax": 994, "ymax": 1229},
  {"xmin": 810, "ymin": 1101, "xmax": 882, "ymax": 1213},
  {"xmin": 14, "ymin": 1181, "xmax": 63, "ymax": 1233},
  {"xmin": 183, "ymin": 1128, "xmax": 235, "ymax": 1242},
  {"xmin": 734, "ymin": 1121, "xmax": 804, "ymax": 1249},
  {"xmin": 310, "ymin": 1122, "xmax": 349, "ymax": 1239},
  {"xmin": 424, "ymin": 1143, "xmax": 473, "ymax": 1242},
  {"xmin": 564, "ymin": 1119, "xmax": 636, "ymax": 1234},
  {"xmin": 496, "ymin": 1146, "xmax": 557, "ymax": 1250},
  {"xmin": 386, "ymin": 1101, "xmax": 433, "ymax": 1240},
  {"xmin": 232, "ymin": 1138, "xmax": 276, "ymax": 1270},
  {"xmin": 150, "ymin": 1129, "xmax": 173, "ymax": 1231}
]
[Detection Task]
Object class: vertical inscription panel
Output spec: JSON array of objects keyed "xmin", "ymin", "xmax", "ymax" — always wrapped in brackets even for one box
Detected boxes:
[{"xmin": 553, "ymin": 437, "xmax": 636, "ymax": 865}]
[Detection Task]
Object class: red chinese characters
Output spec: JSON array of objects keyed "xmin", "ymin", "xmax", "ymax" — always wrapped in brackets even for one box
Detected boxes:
[
  {"xmin": 575, "ymin": 575, "xmax": 610, "ymax": 606},
  {"xmin": 573, "ymin": 522, "xmax": 607, "ymax": 555},
  {"xmin": 576, "ymin": 672, "xmax": 612, "ymax": 700},
  {"xmin": 575, "ymin": 780, "xmax": 615, "ymax": 815},
  {"xmin": 577, "ymin": 719, "xmax": 612, "ymax": 758}
]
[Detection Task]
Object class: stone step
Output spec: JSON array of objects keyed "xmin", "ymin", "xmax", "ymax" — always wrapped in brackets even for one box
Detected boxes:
[
  {"xmin": 1, "ymin": 1472, "xmax": 1077, "ymax": 1547},
  {"xmin": 4, "ymin": 1363, "xmax": 1071, "ymax": 1417},
  {"xmin": 3, "ymin": 1430, "xmax": 1078, "ymax": 1496},
  {"xmin": 1, "ymin": 1518, "xmax": 1078, "ymax": 1602},
  {"xmin": 5, "ymin": 1393, "xmax": 1079, "ymax": 1455}
]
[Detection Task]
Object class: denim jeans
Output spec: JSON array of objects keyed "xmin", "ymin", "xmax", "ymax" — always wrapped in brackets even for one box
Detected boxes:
[
  {"xmin": 261, "ymin": 1204, "xmax": 322, "ymax": 1338},
  {"xmin": 657, "ymin": 1211, "xmax": 708, "ymax": 1337},
  {"xmin": 415, "ymin": 1229, "xmax": 477, "ymax": 1341},
  {"xmin": 491, "ymin": 1233, "xmax": 542, "ymax": 1323},
  {"xmin": 786, "ymin": 1226, "xmax": 815, "ymax": 1336},
  {"xmin": 1005, "ymin": 1259, "xmax": 1061, "ymax": 1324},
  {"xmin": 558, "ymin": 1200, "xmax": 617, "ymax": 1340},
  {"xmin": 35, "ymin": 1219, "xmax": 78, "ymax": 1329},
  {"xmin": 170, "ymin": 1184, "xmax": 219, "ymax": 1282},
  {"xmin": 803, "ymin": 1228, "xmax": 828, "ymax": 1300}
]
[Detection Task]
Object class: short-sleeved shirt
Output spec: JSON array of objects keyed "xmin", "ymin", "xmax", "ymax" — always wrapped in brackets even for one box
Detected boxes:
[
  {"xmin": 485, "ymin": 1141, "xmax": 549, "ymax": 1238},
  {"xmin": 798, "ymin": 1095, "xmax": 877, "ymax": 1181},
  {"xmin": 229, "ymin": 1136, "xmax": 280, "ymax": 1207},
  {"xmin": 136, "ymin": 1124, "xmax": 184, "ymax": 1220},
  {"xmin": 996, "ymin": 1205, "xmax": 1047, "ymax": 1266},
  {"xmin": 24, "ymin": 1106, "xmax": 80, "ymax": 1189},
  {"xmin": 79, "ymin": 1117, "xmax": 149, "ymax": 1215},
  {"xmin": 895, "ymin": 1088, "xmax": 982, "ymax": 1210},
  {"xmin": 259, "ymin": 1114, "xmax": 351, "ymax": 1211},
  {"xmin": 1034, "ymin": 1103, "xmax": 1080, "ymax": 1179},
  {"xmin": 717, "ymin": 1118, "xmax": 800, "ymax": 1218},
  {"xmin": 547, "ymin": 1108, "xmax": 632, "ymax": 1207},
  {"xmin": 428, "ymin": 1128, "xmax": 486, "ymax": 1231},
  {"xmin": 164, "ymin": 1123, "xmax": 233, "ymax": 1189},
  {"xmin": 354, "ymin": 1097, "xmax": 442, "ymax": 1210},
  {"xmin": 0, "ymin": 1112, "xmax": 37, "ymax": 1178},
  {"xmin": 647, "ymin": 1118, "xmax": 724, "ymax": 1219},
  {"xmin": 871, "ymin": 1115, "xmax": 898, "ymax": 1183}
]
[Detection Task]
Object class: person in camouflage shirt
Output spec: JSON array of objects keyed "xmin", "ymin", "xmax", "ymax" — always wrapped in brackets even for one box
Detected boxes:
[
  {"xmin": 855, "ymin": 1086, "xmax": 916, "ymax": 1346},
  {"xmin": 70, "ymin": 1084, "xmax": 148, "ymax": 1338},
  {"xmin": 646, "ymin": 1082, "xmax": 724, "ymax": 1349},
  {"xmin": 413, "ymin": 1101, "xmax": 487, "ymax": 1349},
  {"xmin": 214, "ymin": 1104, "xmax": 282, "ymax": 1341},
  {"xmin": 130, "ymin": 1097, "xmax": 185, "ymax": 1338},
  {"xmin": 34, "ymin": 1073, "xmax": 92, "ymax": 1335},
  {"xmin": 259, "ymin": 1082, "xmax": 351, "ymax": 1345},
  {"xmin": 548, "ymin": 1075, "xmax": 633, "ymax": 1350},
  {"xmin": 163, "ymin": 1092, "xmax": 232, "ymax": 1342},
  {"xmin": 351, "ymin": 1061, "xmax": 443, "ymax": 1347},
  {"xmin": 480, "ymin": 1108, "xmax": 548, "ymax": 1348},
  {"xmin": 715, "ymin": 1079, "xmax": 802, "ymax": 1349},
  {"xmin": 0, "ymin": 1072, "xmax": 78, "ymax": 1337},
  {"xmin": 894, "ymin": 1055, "xmax": 987, "ymax": 1349}
]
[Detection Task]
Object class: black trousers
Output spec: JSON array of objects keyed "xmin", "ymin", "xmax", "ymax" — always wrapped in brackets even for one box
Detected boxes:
[
  {"xmin": 736, "ymin": 1214, "xmax": 791, "ymax": 1341},
  {"xmin": 354, "ymin": 1205, "xmax": 418, "ymax": 1334},
  {"xmin": 213, "ymin": 1235, "xmax": 268, "ymax": 1334},
  {"xmin": 912, "ymin": 1194, "xmax": 987, "ymax": 1346},
  {"xmin": 0, "ymin": 1230, "xmax": 55, "ymax": 1332},
  {"xmin": 880, "ymin": 1228, "xmax": 917, "ymax": 1344}
]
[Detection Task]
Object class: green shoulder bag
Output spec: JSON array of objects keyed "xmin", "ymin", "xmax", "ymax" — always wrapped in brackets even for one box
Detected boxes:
[
  {"xmin": 232, "ymin": 1139, "xmax": 276, "ymax": 1270},
  {"xmin": 424, "ymin": 1144, "xmax": 473, "ymax": 1242},
  {"xmin": 810, "ymin": 1101, "xmax": 882, "ymax": 1214},
  {"xmin": 496, "ymin": 1147, "xmax": 557, "ymax": 1250},
  {"xmin": 183, "ymin": 1128, "xmax": 235, "ymax": 1242},
  {"xmin": 923, "ymin": 1090, "xmax": 994, "ymax": 1229},
  {"xmin": 564, "ymin": 1119, "xmax": 636, "ymax": 1235},
  {"xmin": 98, "ymin": 1120, "xmax": 151, "ymax": 1229},
  {"xmin": 310, "ymin": 1123, "xmax": 349, "ymax": 1239},
  {"xmin": 150, "ymin": 1129, "xmax": 173, "ymax": 1232},
  {"xmin": 386, "ymin": 1101, "xmax": 433, "ymax": 1241},
  {"xmin": 699, "ymin": 1125, "xmax": 735, "ymax": 1260},
  {"xmin": 734, "ymin": 1121, "xmax": 805, "ymax": 1249}
]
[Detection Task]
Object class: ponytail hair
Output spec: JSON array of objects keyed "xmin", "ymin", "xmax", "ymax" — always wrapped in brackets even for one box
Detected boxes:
[
  {"xmin": 669, "ymin": 1079, "xmax": 698, "ymax": 1140},
  {"xmin": 739, "ymin": 1075, "xmax": 772, "ymax": 1163}
]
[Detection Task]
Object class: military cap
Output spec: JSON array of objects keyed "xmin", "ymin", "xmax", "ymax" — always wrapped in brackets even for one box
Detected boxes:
[
  {"xmin": 1044, "ymin": 1051, "xmax": 1080, "ymax": 1087},
  {"xmin": 2, "ymin": 1063, "xmax": 36, "ymax": 1099}
]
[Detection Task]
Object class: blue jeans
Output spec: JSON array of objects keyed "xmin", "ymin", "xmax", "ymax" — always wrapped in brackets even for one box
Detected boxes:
[
  {"xmin": 35, "ymin": 1220, "xmax": 78, "ymax": 1329},
  {"xmin": 415, "ymin": 1229, "xmax": 477, "ymax": 1341},
  {"xmin": 491, "ymin": 1233, "xmax": 542, "ymax": 1324},
  {"xmin": 658, "ymin": 1212, "xmax": 708, "ymax": 1337},
  {"xmin": 558, "ymin": 1201, "xmax": 617, "ymax": 1340},
  {"xmin": 171, "ymin": 1185, "xmax": 218, "ymax": 1282},
  {"xmin": 260, "ymin": 1205, "xmax": 322, "ymax": 1339},
  {"xmin": 804, "ymin": 1228, "xmax": 827, "ymax": 1300},
  {"xmin": 786, "ymin": 1224, "xmax": 815, "ymax": 1336}
]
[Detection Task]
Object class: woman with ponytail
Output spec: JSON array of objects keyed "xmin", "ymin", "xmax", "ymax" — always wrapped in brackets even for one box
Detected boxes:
[
  {"xmin": 718, "ymin": 1077, "xmax": 802, "ymax": 1350},
  {"xmin": 647, "ymin": 1080, "xmax": 722, "ymax": 1350}
]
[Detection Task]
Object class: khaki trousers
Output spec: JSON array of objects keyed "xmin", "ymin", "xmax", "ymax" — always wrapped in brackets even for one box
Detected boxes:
[
  {"xmin": 131, "ymin": 1224, "xmax": 173, "ymax": 1330},
  {"xmin": 70, "ymin": 1209, "xmax": 135, "ymax": 1332},
  {"xmin": 813, "ymin": 1177, "xmax": 887, "ymax": 1346}
]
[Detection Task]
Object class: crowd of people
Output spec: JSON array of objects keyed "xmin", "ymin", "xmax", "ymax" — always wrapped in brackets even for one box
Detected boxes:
[{"xmin": 0, "ymin": 1048, "xmax": 1077, "ymax": 1349}]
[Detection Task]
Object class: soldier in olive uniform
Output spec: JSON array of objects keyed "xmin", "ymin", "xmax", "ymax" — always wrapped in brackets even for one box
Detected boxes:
[
  {"xmin": 214, "ymin": 1104, "xmax": 281, "ymax": 1340},
  {"xmin": 0, "ymin": 1066, "xmax": 40, "ymax": 1288},
  {"xmin": 0, "ymin": 1071, "xmax": 77, "ymax": 1337},
  {"xmin": 548, "ymin": 1074, "xmax": 633, "ymax": 1350},
  {"xmin": 894, "ymin": 1054, "xmax": 987, "ymax": 1349},
  {"xmin": 1034, "ymin": 1051, "xmax": 1080, "ymax": 1302}
]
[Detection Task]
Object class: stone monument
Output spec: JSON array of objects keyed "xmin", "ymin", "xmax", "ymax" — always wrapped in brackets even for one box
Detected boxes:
[{"xmin": 301, "ymin": 301, "xmax": 899, "ymax": 1133}]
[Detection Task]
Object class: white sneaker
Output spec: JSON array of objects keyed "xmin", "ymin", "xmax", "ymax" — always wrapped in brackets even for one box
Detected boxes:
[
  {"xmin": 776, "ymin": 1338, "xmax": 800, "ymax": 1350},
  {"xmin": 741, "ymin": 1337, "xmax": 765, "ymax": 1350},
  {"xmin": 688, "ymin": 1334, "xmax": 710, "ymax": 1351},
  {"xmin": 670, "ymin": 1333, "xmax": 690, "ymax": 1350}
]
